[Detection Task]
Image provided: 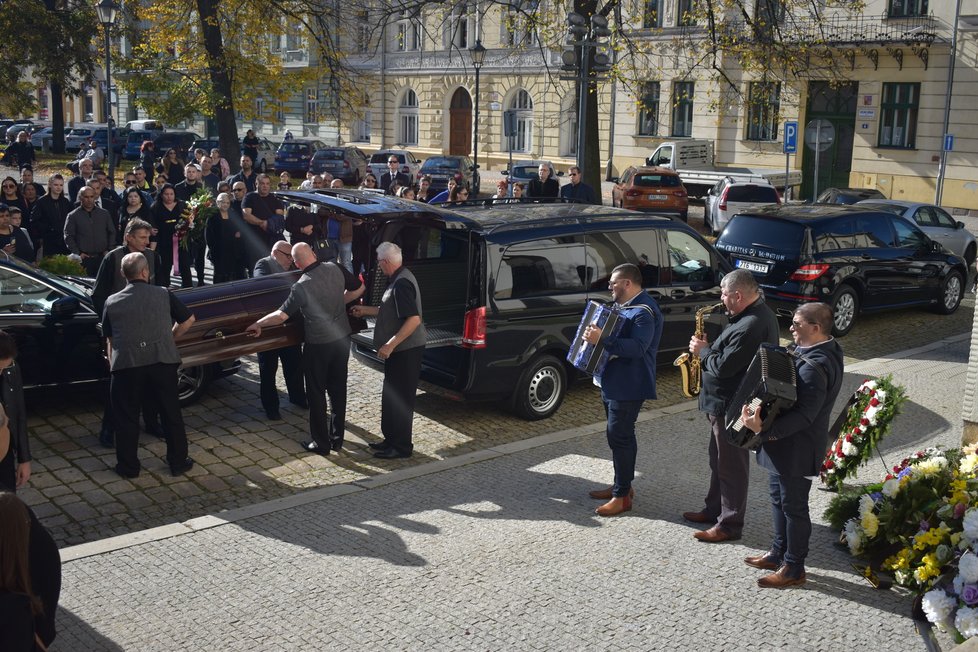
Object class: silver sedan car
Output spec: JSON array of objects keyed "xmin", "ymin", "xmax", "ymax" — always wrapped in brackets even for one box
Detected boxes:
[{"xmin": 857, "ymin": 199, "xmax": 977, "ymax": 266}]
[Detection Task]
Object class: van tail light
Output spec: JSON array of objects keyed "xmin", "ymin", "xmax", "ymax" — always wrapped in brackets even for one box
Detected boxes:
[
  {"xmin": 718, "ymin": 188, "xmax": 729, "ymax": 211},
  {"xmin": 789, "ymin": 264, "xmax": 830, "ymax": 281},
  {"xmin": 462, "ymin": 306, "xmax": 487, "ymax": 348}
]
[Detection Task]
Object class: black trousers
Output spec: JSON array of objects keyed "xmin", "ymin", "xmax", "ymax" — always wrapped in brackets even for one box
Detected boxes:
[
  {"xmin": 303, "ymin": 339, "xmax": 349, "ymax": 448},
  {"xmin": 0, "ymin": 447, "xmax": 16, "ymax": 492},
  {"xmin": 157, "ymin": 244, "xmax": 193, "ymax": 288},
  {"xmin": 111, "ymin": 362, "xmax": 187, "ymax": 475},
  {"xmin": 192, "ymin": 240, "xmax": 206, "ymax": 286},
  {"xmin": 257, "ymin": 345, "xmax": 306, "ymax": 415},
  {"xmin": 703, "ymin": 413, "xmax": 751, "ymax": 535},
  {"xmin": 381, "ymin": 346, "xmax": 423, "ymax": 454},
  {"xmin": 81, "ymin": 253, "xmax": 104, "ymax": 277}
]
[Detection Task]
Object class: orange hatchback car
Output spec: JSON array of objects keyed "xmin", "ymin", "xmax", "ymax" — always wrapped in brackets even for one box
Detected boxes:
[{"xmin": 612, "ymin": 166, "xmax": 689, "ymax": 221}]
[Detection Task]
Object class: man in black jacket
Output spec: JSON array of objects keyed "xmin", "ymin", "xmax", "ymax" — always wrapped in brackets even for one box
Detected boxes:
[
  {"xmin": 379, "ymin": 156, "xmax": 409, "ymax": 195},
  {"xmin": 739, "ymin": 302, "xmax": 844, "ymax": 588},
  {"xmin": 559, "ymin": 166, "xmax": 598, "ymax": 204},
  {"xmin": 31, "ymin": 174, "xmax": 72, "ymax": 258},
  {"xmin": 0, "ymin": 331, "xmax": 31, "ymax": 492},
  {"xmin": 684, "ymin": 268, "xmax": 780, "ymax": 543},
  {"xmin": 528, "ymin": 163, "xmax": 559, "ymax": 199}
]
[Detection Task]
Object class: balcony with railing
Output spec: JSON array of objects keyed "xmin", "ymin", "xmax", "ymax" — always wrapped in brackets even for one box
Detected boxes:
[{"xmin": 717, "ymin": 11, "xmax": 947, "ymax": 47}]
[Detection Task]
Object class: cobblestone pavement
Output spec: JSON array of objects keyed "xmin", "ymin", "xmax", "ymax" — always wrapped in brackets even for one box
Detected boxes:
[{"xmin": 52, "ymin": 335, "xmax": 968, "ymax": 651}]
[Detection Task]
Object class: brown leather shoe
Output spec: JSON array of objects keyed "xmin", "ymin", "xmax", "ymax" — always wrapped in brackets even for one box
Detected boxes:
[
  {"xmin": 693, "ymin": 525, "xmax": 741, "ymax": 543},
  {"xmin": 744, "ymin": 552, "xmax": 781, "ymax": 570},
  {"xmin": 757, "ymin": 565, "xmax": 806, "ymax": 589},
  {"xmin": 682, "ymin": 510, "xmax": 716, "ymax": 524},
  {"xmin": 595, "ymin": 494, "xmax": 633, "ymax": 517},
  {"xmin": 589, "ymin": 486, "xmax": 635, "ymax": 500}
]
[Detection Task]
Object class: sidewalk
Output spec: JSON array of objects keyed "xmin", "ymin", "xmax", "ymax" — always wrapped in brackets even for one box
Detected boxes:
[{"xmin": 52, "ymin": 335, "xmax": 968, "ymax": 651}]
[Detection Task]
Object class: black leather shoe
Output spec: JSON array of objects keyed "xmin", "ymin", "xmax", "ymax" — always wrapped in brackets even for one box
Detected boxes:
[
  {"xmin": 170, "ymin": 458, "xmax": 194, "ymax": 476},
  {"xmin": 302, "ymin": 441, "xmax": 330, "ymax": 457},
  {"xmin": 368, "ymin": 440, "xmax": 391, "ymax": 451},
  {"xmin": 266, "ymin": 410, "xmax": 283, "ymax": 421},
  {"xmin": 144, "ymin": 422, "xmax": 166, "ymax": 439},
  {"xmin": 373, "ymin": 448, "xmax": 412, "ymax": 460},
  {"xmin": 99, "ymin": 428, "xmax": 115, "ymax": 448},
  {"xmin": 330, "ymin": 437, "xmax": 344, "ymax": 452},
  {"xmin": 114, "ymin": 464, "xmax": 139, "ymax": 479}
]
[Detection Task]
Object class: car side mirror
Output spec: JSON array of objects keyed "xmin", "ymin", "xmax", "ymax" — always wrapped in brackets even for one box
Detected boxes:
[
  {"xmin": 957, "ymin": 220, "xmax": 966, "ymax": 230},
  {"xmin": 51, "ymin": 296, "xmax": 80, "ymax": 319}
]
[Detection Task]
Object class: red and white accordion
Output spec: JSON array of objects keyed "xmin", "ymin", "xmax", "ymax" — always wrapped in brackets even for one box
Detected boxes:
[{"xmin": 567, "ymin": 301, "xmax": 624, "ymax": 376}]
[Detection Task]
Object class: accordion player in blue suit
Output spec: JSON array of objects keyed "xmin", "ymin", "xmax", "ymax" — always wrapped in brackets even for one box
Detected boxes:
[{"xmin": 582, "ymin": 263, "xmax": 662, "ymax": 517}]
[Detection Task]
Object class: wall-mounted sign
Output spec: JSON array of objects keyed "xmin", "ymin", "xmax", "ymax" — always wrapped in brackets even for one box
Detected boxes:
[
  {"xmin": 863, "ymin": 94, "xmax": 874, "ymax": 106},
  {"xmin": 489, "ymin": 102, "xmax": 501, "ymax": 110},
  {"xmin": 857, "ymin": 108, "xmax": 876, "ymax": 119}
]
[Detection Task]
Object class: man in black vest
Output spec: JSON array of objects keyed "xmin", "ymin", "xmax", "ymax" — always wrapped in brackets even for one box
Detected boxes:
[
  {"xmin": 246, "ymin": 242, "xmax": 364, "ymax": 456},
  {"xmin": 350, "ymin": 242, "xmax": 425, "ymax": 459},
  {"xmin": 102, "ymin": 253, "xmax": 196, "ymax": 478}
]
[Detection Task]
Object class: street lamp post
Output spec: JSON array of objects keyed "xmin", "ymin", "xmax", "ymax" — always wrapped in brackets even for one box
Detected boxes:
[
  {"xmin": 96, "ymin": 0, "xmax": 119, "ymax": 191},
  {"xmin": 470, "ymin": 40, "xmax": 486, "ymax": 191}
]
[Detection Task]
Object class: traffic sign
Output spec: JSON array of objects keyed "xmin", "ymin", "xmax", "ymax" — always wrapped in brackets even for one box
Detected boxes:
[
  {"xmin": 783, "ymin": 121, "xmax": 798, "ymax": 154},
  {"xmin": 805, "ymin": 119, "xmax": 835, "ymax": 152},
  {"xmin": 944, "ymin": 134, "xmax": 954, "ymax": 152}
]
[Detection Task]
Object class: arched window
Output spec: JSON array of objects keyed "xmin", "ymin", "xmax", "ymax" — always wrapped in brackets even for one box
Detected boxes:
[
  {"xmin": 508, "ymin": 89, "xmax": 533, "ymax": 153},
  {"xmin": 398, "ymin": 89, "xmax": 419, "ymax": 146}
]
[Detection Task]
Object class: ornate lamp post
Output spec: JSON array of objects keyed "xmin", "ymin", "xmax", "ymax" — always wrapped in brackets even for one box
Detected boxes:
[
  {"xmin": 470, "ymin": 40, "xmax": 486, "ymax": 190},
  {"xmin": 96, "ymin": 0, "xmax": 119, "ymax": 190}
]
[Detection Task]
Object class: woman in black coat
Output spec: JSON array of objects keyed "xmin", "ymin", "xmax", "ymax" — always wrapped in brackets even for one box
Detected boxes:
[
  {"xmin": 118, "ymin": 187, "xmax": 152, "ymax": 244},
  {"xmin": 149, "ymin": 184, "xmax": 190, "ymax": 287},
  {"xmin": 205, "ymin": 191, "xmax": 247, "ymax": 283},
  {"xmin": 139, "ymin": 140, "xmax": 156, "ymax": 185}
]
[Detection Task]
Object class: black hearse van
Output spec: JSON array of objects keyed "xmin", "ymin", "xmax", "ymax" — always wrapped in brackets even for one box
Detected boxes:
[{"xmin": 275, "ymin": 191, "xmax": 731, "ymax": 419}]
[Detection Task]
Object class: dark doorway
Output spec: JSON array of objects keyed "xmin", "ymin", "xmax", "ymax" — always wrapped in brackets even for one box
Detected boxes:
[
  {"xmin": 449, "ymin": 88, "xmax": 472, "ymax": 156},
  {"xmin": 801, "ymin": 81, "xmax": 858, "ymax": 200}
]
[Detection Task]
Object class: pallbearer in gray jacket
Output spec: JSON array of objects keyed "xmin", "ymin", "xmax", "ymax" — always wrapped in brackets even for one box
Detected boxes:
[{"xmin": 351, "ymin": 242, "xmax": 426, "ymax": 459}]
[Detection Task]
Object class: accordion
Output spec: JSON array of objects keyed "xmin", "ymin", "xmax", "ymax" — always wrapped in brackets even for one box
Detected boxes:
[
  {"xmin": 724, "ymin": 343, "xmax": 797, "ymax": 449},
  {"xmin": 567, "ymin": 301, "xmax": 624, "ymax": 376}
]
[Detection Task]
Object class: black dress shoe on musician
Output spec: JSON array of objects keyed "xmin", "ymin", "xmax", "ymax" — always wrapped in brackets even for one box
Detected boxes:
[
  {"xmin": 302, "ymin": 441, "xmax": 330, "ymax": 457},
  {"xmin": 368, "ymin": 440, "xmax": 392, "ymax": 451},
  {"xmin": 330, "ymin": 437, "xmax": 344, "ymax": 452},
  {"xmin": 266, "ymin": 410, "xmax": 283, "ymax": 421},
  {"xmin": 373, "ymin": 447, "xmax": 412, "ymax": 460},
  {"xmin": 170, "ymin": 457, "xmax": 195, "ymax": 476}
]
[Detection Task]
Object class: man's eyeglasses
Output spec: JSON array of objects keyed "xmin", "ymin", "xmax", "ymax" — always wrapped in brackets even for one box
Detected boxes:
[
  {"xmin": 124, "ymin": 180, "xmax": 135, "ymax": 185},
  {"xmin": 275, "ymin": 250, "xmax": 292, "ymax": 259},
  {"xmin": 790, "ymin": 320, "xmax": 809, "ymax": 329},
  {"xmin": 570, "ymin": 172, "xmax": 579, "ymax": 177}
]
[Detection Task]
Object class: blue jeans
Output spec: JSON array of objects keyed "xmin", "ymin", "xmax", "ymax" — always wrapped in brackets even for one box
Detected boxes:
[
  {"xmin": 767, "ymin": 472, "xmax": 813, "ymax": 569},
  {"xmin": 603, "ymin": 399, "xmax": 644, "ymax": 497}
]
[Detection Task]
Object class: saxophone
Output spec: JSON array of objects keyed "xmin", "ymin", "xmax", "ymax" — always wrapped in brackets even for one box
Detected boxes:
[{"xmin": 673, "ymin": 302, "xmax": 724, "ymax": 398}]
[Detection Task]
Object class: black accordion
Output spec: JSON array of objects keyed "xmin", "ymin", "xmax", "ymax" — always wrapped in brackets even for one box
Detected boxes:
[
  {"xmin": 567, "ymin": 301, "xmax": 624, "ymax": 376},
  {"xmin": 724, "ymin": 343, "xmax": 797, "ymax": 449}
]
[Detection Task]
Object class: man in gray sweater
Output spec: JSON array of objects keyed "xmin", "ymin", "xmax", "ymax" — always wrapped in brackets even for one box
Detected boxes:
[{"xmin": 65, "ymin": 186, "xmax": 115, "ymax": 276}]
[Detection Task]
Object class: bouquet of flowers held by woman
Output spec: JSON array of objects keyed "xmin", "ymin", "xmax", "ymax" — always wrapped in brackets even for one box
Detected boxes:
[
  {"xmin": 176, "ymin": 187, "xmax": 216, "ymax": 250},
  {"xmin": 821, "ymin": 375, "xmax": 907, "ymax": 491}
]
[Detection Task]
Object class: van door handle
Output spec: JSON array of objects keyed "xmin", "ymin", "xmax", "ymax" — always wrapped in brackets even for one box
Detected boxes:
[{"xmin": 670, "ymin": 289, "xmax": 686, "ymax": 298}]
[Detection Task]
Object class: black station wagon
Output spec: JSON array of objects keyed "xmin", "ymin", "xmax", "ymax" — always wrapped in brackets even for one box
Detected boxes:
[{"xmin": 714, "ymin": 205, "xmax": 968, "ymax": 336}]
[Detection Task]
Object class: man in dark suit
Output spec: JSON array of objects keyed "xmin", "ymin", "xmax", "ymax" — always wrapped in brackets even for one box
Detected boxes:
[
  {"xmin": 581, "ymin": 263, "xmax": 662, "ymax": 517},
  {"xmin": 739, "ymin": 302, "xmax": 843, "ymax": 588},
  {"xmin": 379, "ymin": 156, "xmax": 409, "ymax": 195},
  {"xmin": 684, "ymin": 268, "xmax": 779, "ymax": 543}
]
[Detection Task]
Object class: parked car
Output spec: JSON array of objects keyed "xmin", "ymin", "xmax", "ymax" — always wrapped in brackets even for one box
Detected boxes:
[
  {"xmin": 368, "ymin": 149, "xmax": 422, "ymax": 185},
  {"xmin": 5, "ymin": 122, "xmax": 36, "ymax": 143},
  {"xmin": 124, "ymin": 129, "xmax": 166, "ymax": 160},
  {"xmin": 418, "ymin": 155, "xmax": 481, "ymax": 195},
  {"xmin": 277, "ymin": 190, "xmax": 730, "ymax": 420},
  {"xmin": 65, "ymin": 125, "xmax": 98, "ymax": 151},
  {"xmin": 502, "ymin": 160, "xmax": 560, "ymax": 186},
  {"xmin": 815, "ymin": 187, "xmax": 885, "ymax": 205},
  {"xmin": 611, "ymin": 166, "xmax": 689, "ymax": 220},
  {"xmin": 153, "ymin": 131, "xmax": 202, "ymax": 162},
  {"xmin": 713, "ymin": 204, "xmax": 968, "ymax": 336},
  {"xmin": 703, "ymin": 176, "xmax": 781, "ymax": 235},
  {"xmin": 274, "ymin": 138, "xmax": 329, "ymax": 174},
  {"xmin": 92, "ymin": 127, "xmax": 129, "ymax": 155},
  {"xmin": 31, "ymin": 127, "xmax": 70, "ymax": 149},
  {"xmin": 0, "ymin": 256, "xmax": 306, "ymax": 404},
  {"xmin": 188, "ymin": 136, "xmax": 275, "ymax": 172},
  {"xmin": 855, "ymin": 199, "xmax": 978, "ymax": 266},
  {"xmin": 309, "ymin": 146, "xmax": 369, "ymax": 185},
  {"xmin": 124, "ymin": 119, "xmax": 165, "ymax": 132}
]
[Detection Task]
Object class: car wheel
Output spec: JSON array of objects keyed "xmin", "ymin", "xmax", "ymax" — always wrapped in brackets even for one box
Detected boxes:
[
  {"xmin": 510, "ymin": 354, "xmax": 567, "ymax": 421},
  {"xmin": 830, "ymin": 286, "xmax": 859, "ymax": 337},
  {"xmin": 934, "ymin": 270, "xmax": 964, "ymax": 315},
  {"xmin": 177, "ymin": 364, "xmax": 212, "ymax": 406}
]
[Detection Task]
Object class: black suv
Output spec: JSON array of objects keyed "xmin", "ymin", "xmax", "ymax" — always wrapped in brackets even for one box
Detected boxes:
[
  {"xmin": 714, "ymin": 205, "xmax": 967, "ymax": 336},
  {"xmin": 275, "ymin": 191, "xmax": 730, "ymax": 419}
]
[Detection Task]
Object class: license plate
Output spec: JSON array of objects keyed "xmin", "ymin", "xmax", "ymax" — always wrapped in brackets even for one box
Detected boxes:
[{"xmin": 735, "ymin": 259, "xmax": 769, "ymax": 274}]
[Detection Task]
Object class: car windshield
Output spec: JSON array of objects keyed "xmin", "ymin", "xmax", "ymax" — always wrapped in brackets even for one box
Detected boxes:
[
  {"xmin": 421, "ymin": 158, "xmax": 460, "ymax": 171},
  {"xmin": 511, "ymin": 165, "xmax": 541, "ymax": 177},
  {"xmin": 279, "ymin": 143, "xmax": 310, "ymax": 154},
  {"xmin": 634, "ymin": 174, "xmax": 681, "ymax": 188},
  {"xmin": 717, "ymin": 215, "xmax": 804, "ymax": 252},
  {"xmin": 1, "ymin": 258, "xmax": 91, "ymax": 303},
  {"xmin": 857, "ymin": 202, "xmax": 905, "ymax": 216},
  {"xmin": 371, "ymin": 153, "xmax": 402, "ymax": 164},
  {"xmin": 318, "ymin": 150, "xmax": 345, "ymax": 160}
]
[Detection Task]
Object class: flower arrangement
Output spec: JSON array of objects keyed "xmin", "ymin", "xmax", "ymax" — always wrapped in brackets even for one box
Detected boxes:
[
  {"xmin": 821, "ymin": 375, "xmax": 907, "ymax": 490},
  {"xmin": 38, "ymin": 254, "xmax": 87, "ymax": 277},
  {"xmin": 829, "ymin": 443, "xmax": 978, "ymax": 642},
  {"xmin": 176, "ymin": 187, "xmax": 216, "ymax": 250}
]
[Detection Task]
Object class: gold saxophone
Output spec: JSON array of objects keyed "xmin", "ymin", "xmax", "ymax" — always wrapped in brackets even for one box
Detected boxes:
[{"xmin": 673, "ymin": 302, "xmax": 724, "ymax": 398}]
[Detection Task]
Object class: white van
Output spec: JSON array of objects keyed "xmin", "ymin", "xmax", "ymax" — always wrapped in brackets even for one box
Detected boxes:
[{"xmin": 124, "ymin": 119, "xmax": 165, "ymax": 132}]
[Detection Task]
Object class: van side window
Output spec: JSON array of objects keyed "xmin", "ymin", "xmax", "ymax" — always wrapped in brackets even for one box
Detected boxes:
[
  {"xmin": 853, "ymin": 214, "xmax": 894, "ymax": 248},
  {"xmin": 665, "ymin": 230, "xmax": 715, "ymax": 285},
  {"xmin": 584, "ymin": 231, "xmax": 661, "ymax": 288},
  {"xmin": 812, "ymin": 218, "xmax": 856, "ymax": 251},
  {"xmin": 495, "ymin": 236, "xmax": 585, "ymax": 299},
  {"xmin": 380, "ymin": 222, "xmax": 465, "ymax": 262}
]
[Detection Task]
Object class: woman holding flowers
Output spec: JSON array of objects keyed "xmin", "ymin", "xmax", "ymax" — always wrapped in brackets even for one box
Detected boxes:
[
  {"xmin": 739, "ymin": 302, "xmax": 845, "ymax": 589},
  {"xmin": 149, "ymin": 184, "xmax": 189, "ymax": 287}
]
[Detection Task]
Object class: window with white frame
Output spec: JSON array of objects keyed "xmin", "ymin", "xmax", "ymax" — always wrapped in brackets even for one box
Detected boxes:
[
  {"xmin": 671, "ymin": 81, "xmax": 694, "ymax": 137},
  {"xmin": 746, "ymin": 82, "xmax": 779, "ymax": 141},
  {"xmin": 305, "ymin": 88, "xmax": 321, "ymax": 124},
  {"xmin": 443, "ymin": 4, "xmax": 473, "ymax": 49},
  {"xmin": 878, "ymin": 82, "xmax": 919, "ymax": 149},
  {"xmin": 502, "ymin": 1, "xmax": 539, "ymax": 47},
  {"xmin": 643, "ymin": 0, "xmax": 664, "ymax": 28},
  {"xmin": 396, "ymin": 11, "xmax": 421, "ymax": 51},
  {"xmin": 888, "ymin": 0, "xmax": 928, "ymax": 17},
  {"xmin": 509, "ymin": 89, "xmax": 533, "ymax": 153},
  {"xmin": 352, "ymin": 111, "xmax": 372, "ymax": 142},
  {"xmin": 398, "ymin": 89, "xmax": 419, "ymax": 146},
  {"xmin": 637, "ymin": 82, "xmax": 660, "ymax": 136}
]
